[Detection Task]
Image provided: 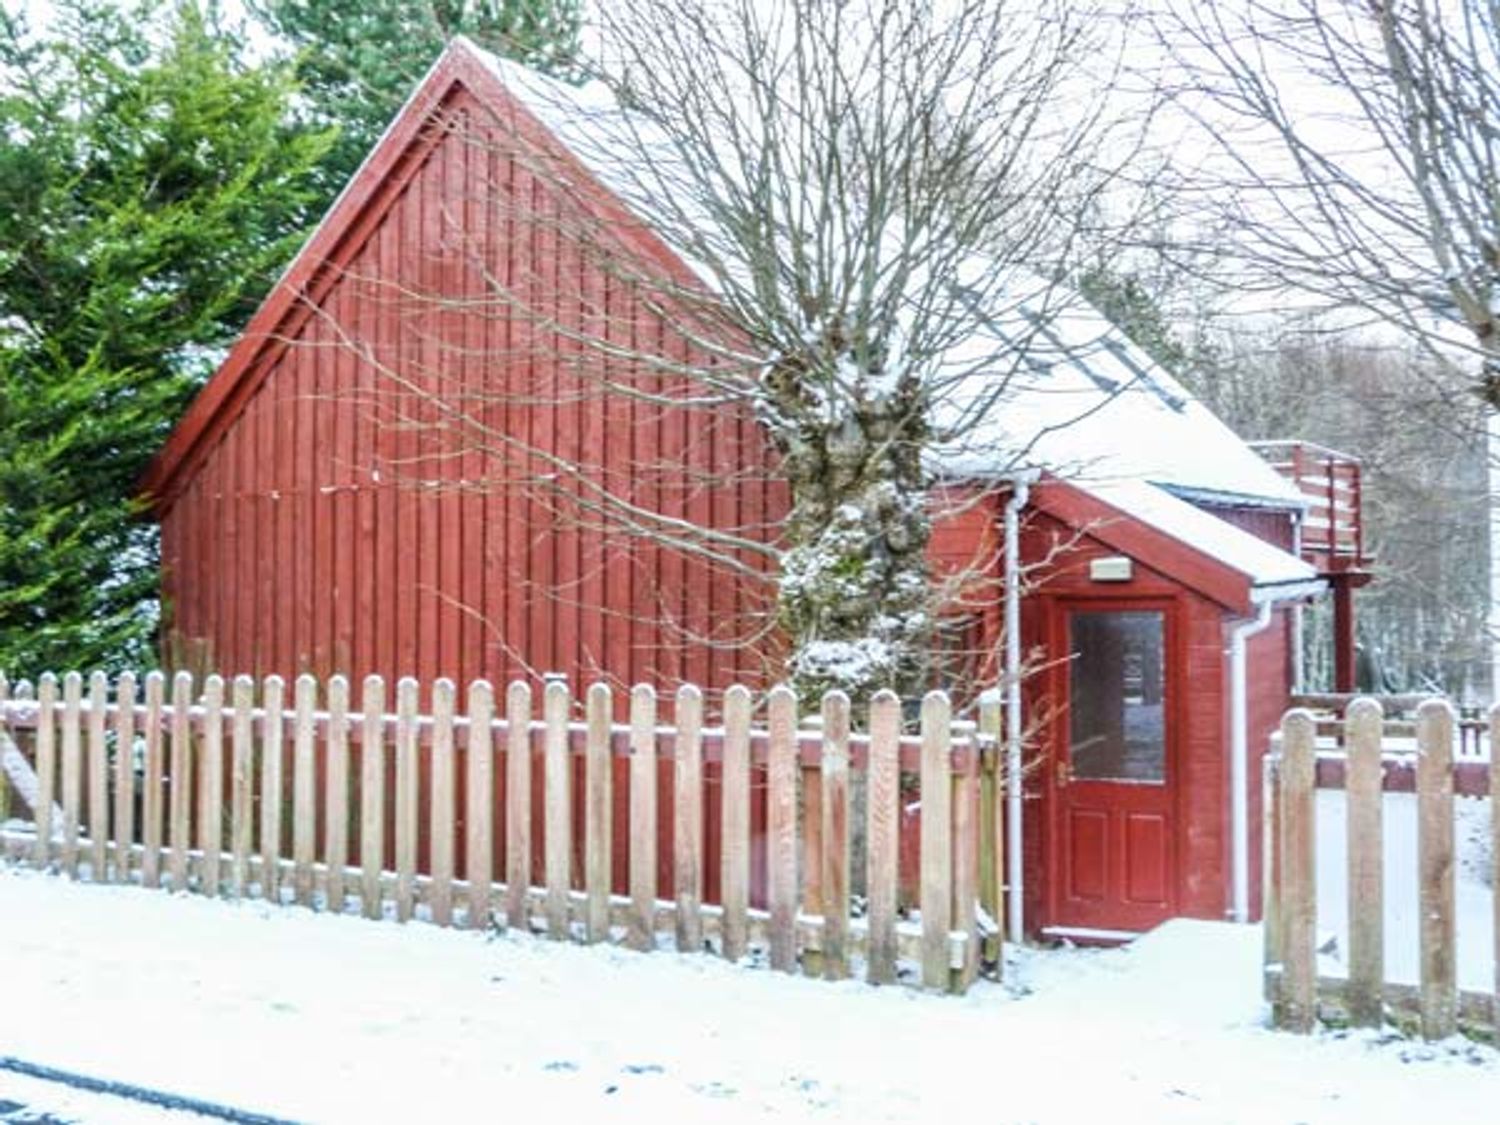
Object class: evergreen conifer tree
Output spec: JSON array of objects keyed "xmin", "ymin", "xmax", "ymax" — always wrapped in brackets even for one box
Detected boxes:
[
  {"xmin": 0, "ymin": 1, "xmax": 332, "ymax": 672},
  {"xmin": 253, "ymin": 0, "xmax": 582, "ymax": 202}
]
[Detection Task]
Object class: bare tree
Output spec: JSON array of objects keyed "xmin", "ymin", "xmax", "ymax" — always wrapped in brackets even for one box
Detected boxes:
[
  {"xmin": 1068, "ymin": 238, "xmax": 1491, "ymax": 696},
  {"xmin": 1154, "ymin": 0, "xmax": 1499, "ymax": 402},
  {"xmin": 1213, "ymin": 330, "xmax": 1487, "ymax": 693},
  {"xmin": 321, "ymin": 0, "xmax": 1152, "ymax": 701}
]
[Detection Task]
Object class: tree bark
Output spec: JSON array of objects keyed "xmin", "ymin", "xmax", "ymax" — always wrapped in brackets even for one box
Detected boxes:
[{"xmin": 770, "ymin": 363, "xmax": 933, "ymax": 703}]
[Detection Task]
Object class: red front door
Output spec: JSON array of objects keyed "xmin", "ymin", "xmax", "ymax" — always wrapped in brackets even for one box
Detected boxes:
[{"xmin": 1046, "ymin": 603, "xmax": 1177, "ymax": 936}]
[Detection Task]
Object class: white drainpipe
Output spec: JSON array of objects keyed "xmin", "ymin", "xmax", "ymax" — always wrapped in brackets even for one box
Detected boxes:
[
  {"xmin": 1003, "ymin": 474, "xmax": 1035, "ymax": 942},
  {"xmin": 1228, "ymin": 596, "xmax": 1274, "ymax": 923},
  {"xmin": 1290, "ymin": 516, "xmax": 1305, "ymax": 691}
]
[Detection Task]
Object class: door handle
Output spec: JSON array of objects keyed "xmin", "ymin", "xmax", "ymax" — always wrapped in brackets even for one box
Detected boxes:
[{"xmin": 1056, "ymin": 758, "xmax": 1073, "ymax": 787}]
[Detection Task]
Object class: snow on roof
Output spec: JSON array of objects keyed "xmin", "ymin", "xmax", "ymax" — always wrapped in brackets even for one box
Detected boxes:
[
  {"xmin": 471, "ymin": 44, "xmax": 716, "ymax": 273},
  {"xmin": 932, "ymin": 295, "xmax": 1307, "ymax": 508},
  {"xmin": 1088, "ymin": 478, "xmax": 1319, "ymax": 593},
  {"xmin": 466, "ymin": 41, "xmax": 1304, "ymax": 511}
]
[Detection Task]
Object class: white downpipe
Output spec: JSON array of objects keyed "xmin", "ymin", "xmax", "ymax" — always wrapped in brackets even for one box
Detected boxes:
[
  {"xmin": 1003, "ymin": 475, "xmax": 1034, "ymax": 943},
  {"xmin": 1229, "ymin": 597, "xmax": 1274, "ymax": 923},
  {"xmin": 1290, "ymin": 517, "xmax": 1305, "ymax": 692},
  {"xmin": 1488, "ymin": 410, "xmax": 1500, "ymax": 703}
]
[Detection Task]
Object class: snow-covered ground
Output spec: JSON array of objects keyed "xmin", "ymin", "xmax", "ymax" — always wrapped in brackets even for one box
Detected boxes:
[
  {"xmin": 1315, "ymin": 790, "xmax": 1494, "ymax": 991},
  {"xmin": 0, "ymin": 866, "xmax": 1494, "ymax": 1124},
  {"xmin": 0, "ymin": 1068, "xmax": 216, "ymax": 1124}
]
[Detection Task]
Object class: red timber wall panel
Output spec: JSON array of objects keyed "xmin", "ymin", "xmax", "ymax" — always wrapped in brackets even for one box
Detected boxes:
[
  {"xmin": 1243, "ymin": 607, "xmax": 1292, "ymax": 919},
  {"xmin": 159, "ymin": 87, "xmax": 781, "ymax": 698},
  {"xmin": 926, "ymin": 488, "xmax": 1005, "ymax": 698},
  {"xmin": 1177, "ymin": 587, "xmax": 1229, "ymax": 918},
  {"xmin": 1016, "ymin": 510, "xmax": 1232, "ymax": 932},
  {"xmin": 1199, "ymin": 503, "xmax": 1297, "ymax": 553}
]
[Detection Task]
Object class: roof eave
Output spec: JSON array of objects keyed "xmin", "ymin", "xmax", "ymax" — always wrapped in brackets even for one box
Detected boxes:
[
  {"xmin": 1156, "ymin": 481, "xmax": 1309, "ymax": 514},
  {"xmin": 1249, "ymin": 577, "xmax": 1327, "ymax": 605},
  {"xmin": 1029, "ymin": 478, "xmax": 1257, "ymax": 614}
]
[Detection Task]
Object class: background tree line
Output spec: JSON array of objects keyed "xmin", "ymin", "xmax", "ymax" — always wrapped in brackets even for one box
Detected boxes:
[{"xmin": 1084, "ymin": 260, "xmax": 1490, "ymax": 696}]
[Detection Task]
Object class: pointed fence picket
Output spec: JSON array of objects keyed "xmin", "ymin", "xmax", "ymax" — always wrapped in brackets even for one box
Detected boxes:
[
  {"xmin": 1265, "ymin": 698, "xmax": 1498, "ymax": 1040},
  {"xmin": 0, "ymin": 671, "xmax": 988, "ymax": 994}
]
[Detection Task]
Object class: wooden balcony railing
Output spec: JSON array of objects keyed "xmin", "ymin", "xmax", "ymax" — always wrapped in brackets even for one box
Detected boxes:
[{"xmin": 1251, "ymin": 440, "xmax": 1369, "ymax": 571}]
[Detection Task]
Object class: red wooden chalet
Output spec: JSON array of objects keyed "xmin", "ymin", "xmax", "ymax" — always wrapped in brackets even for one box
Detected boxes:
[{"xmin": 141, "ymin": 39, "xmax": 1361, "ymax": 941}]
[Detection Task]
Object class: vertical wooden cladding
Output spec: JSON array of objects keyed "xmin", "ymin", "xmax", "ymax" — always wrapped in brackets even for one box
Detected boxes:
[
  {"xmin": 158, "ymin": 86, "xmax": 778, "ymax": 698},
  {"xmin": 927, "ymin": 487, "xmax": 1004, "ymax": 694},
  {"xmin": 1200, "ymin": 504, "xmax": 1297, "ymax": 553},
  {"xmin": 1243, "ymin": 610, "xmax": 1292, "ymax": 918}
]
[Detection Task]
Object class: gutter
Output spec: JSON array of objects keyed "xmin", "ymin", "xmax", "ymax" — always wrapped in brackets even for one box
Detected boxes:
[{"xmin": 1158, "ymin": 481, "xmax": 1310, "ymax": 514}]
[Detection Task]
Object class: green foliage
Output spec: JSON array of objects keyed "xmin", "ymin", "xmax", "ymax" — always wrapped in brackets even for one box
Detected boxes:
[
  {"xmin": 0, "ymin": 1, "xmax": 333, "ymax": 674},
  {"xmin": 1076, "ymin": 265, "xmax": 1191, "ymax": 376},
  {"xmin": 252, "ymin": 0, "xmax": 581, "ymax": 202}
]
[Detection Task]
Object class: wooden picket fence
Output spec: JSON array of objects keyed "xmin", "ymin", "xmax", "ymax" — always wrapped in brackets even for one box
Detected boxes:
[
  {"xmin": 0, "ymin": 670, "xmax": 995, "ymax": 993},
  {"xmin": 1265, "ymin": 699, "xmax": 1499, "ymax": 1040},
  {"xmin": 1291, "ymin": 692, "xmax": 1492, "ymax": 760}
]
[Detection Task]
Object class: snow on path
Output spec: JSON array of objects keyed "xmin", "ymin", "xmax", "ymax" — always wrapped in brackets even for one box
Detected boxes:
[
  {"xmin": 1315, "ymin": 790, "xmax": 1494, "ymax": 990},
  {"xmin": 0, "ymin": 866, "xmax": 1494, "ymax": 1124}
]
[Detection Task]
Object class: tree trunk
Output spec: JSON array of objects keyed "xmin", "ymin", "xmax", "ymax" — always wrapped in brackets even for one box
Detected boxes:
[{"xmin": 771, "ymin": 377, "xmax": 933, "ymax": 704}]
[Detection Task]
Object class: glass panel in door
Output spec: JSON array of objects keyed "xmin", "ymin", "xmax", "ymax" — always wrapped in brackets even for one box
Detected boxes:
[{"xmin": 1068, "ymin": 611, "xmax": 1166, "ymax": 784}]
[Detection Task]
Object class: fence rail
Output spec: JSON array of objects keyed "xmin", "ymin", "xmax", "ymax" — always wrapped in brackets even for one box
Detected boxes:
[
  {"xmin": 0, "ymin": 670, "xmax": 997, "ymax": 994},
  {"xmin": 1251, "ymin": 440, "xmax": 1366, "ymax": 564},
  {"xmin": 1290, "ymin": 693, "xmax": 1490, "ymax": 760},
  {"xmin": 1265, "ymin": 699, "xmax": 1499, "ymax": 1039}
]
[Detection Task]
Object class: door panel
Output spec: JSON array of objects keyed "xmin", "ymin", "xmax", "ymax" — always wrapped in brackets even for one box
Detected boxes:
[
  {"xmin": 1066, "ymin": 809, "xmax": 1108, "ymax": 902},
  {"xmin": 1048, "ymin": 605, "xmax": 1177, "ymax": 934},
  {"xmin": 1123, "ymin": 813, "xmax": 1168, "ymax": 906}
]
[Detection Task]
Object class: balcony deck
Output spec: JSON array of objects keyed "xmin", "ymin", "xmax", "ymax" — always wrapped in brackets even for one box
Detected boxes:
[
  {"xmin": 1252, "ymin": 440, "xmax": 1372, "ymax": 691},
  {"xmin": 1250, "ymin": 440, "xmax": 1372, "ymax": 577}
]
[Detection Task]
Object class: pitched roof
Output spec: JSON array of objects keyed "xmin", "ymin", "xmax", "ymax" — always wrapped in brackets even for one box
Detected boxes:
[
  {"xmin": 1031, "ymin": 479, "xmax": 1319, "ymax": 614},
  {"xmin": 139, "ymin": 39, "xmax": 690, "ymax": 510},
  {"xmin": 144, "ymin": 35, "xmax": 1305, "ymax": 559},
  {"xmin": 934, "ymin": 297, "xmax": 1304, "ymax": 507},
  {"xmin": 469, "ymin": 42, "xmax": 1304, "ymax": 511}
]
